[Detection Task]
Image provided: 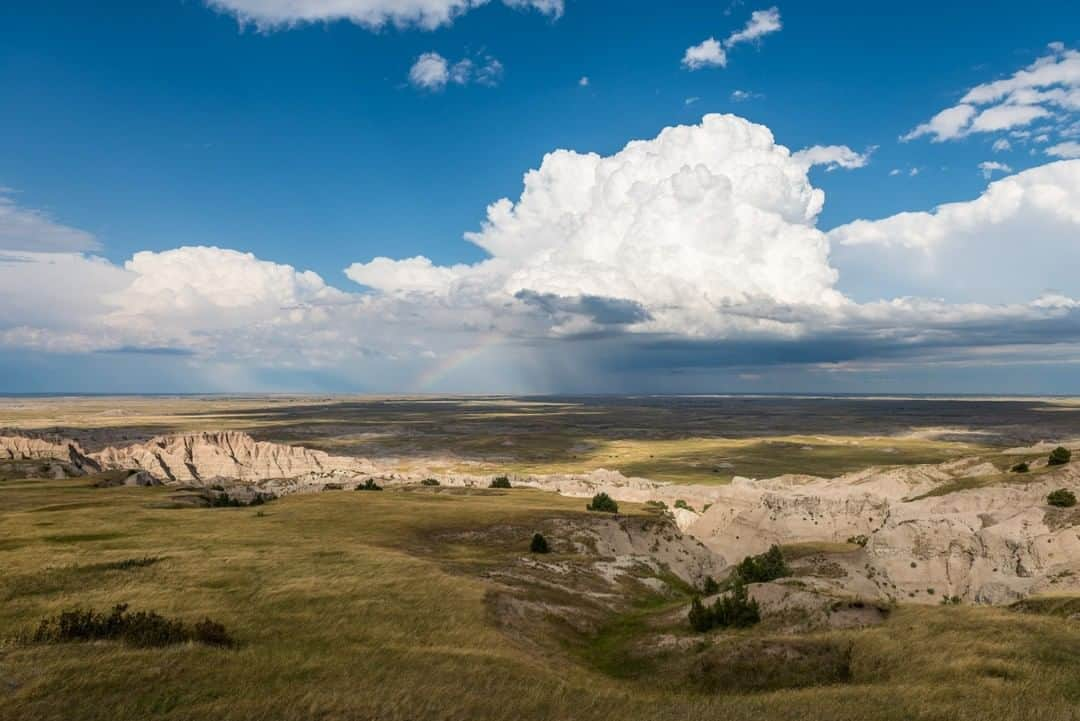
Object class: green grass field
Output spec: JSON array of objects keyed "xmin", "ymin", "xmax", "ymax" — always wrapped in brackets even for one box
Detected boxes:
[{"xmin": 2, "ymin": 475, "xmax": 1080, "ymax": 721}]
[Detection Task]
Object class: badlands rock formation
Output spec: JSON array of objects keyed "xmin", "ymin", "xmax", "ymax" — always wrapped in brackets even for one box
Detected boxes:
[
  {"xmin": 0, "ymin": 433, "xmax": 99, "ymax": 472},
  {"xmin": 3, "ymin": 429, "xmax": 1078, "ymax": 606},
  {"xmin": 507, "ymin": 457, "xmax": 1080, "ymax": 605},
  {"xmin": 90, "ymin": 431, "xmax": 367, "ymax": 482}
]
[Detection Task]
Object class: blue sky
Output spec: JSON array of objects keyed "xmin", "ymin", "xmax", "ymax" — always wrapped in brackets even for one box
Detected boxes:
[{"xmin": 1, "ymin": 1, "xmax": 1078, "ymax": 393}]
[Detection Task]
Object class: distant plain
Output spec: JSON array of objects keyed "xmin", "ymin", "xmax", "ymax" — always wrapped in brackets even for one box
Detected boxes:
[{"xmin": 2, "ymin": 394, "xmax": 1078, "ymax": 483}]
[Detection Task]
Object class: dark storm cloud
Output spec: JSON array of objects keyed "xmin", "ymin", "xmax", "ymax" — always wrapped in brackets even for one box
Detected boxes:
[{"xmin": 514, "ymin": 290, "xmax": 653, "ymax": 327}]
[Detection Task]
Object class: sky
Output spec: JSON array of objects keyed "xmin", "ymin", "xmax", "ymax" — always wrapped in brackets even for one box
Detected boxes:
[{"xmin": 1, "ymin": 0, "xmax": 1078, "ymax": 394}]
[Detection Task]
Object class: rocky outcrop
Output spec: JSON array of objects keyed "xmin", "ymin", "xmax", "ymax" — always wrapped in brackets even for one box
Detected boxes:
[
  {"xmin": 4, "ymin": 427, "xmax": 1078, "ymax": 606},
  {"xmin": 0, "ymin": 433, "xmax": 100, "ymax": 472},
  {"xmin": 90, "ymin": 431, "xmax": 365, "ymax": 483},
  {"xmin": 679, "ymin": 460, "xmax": 1080, "ymax": 605}
]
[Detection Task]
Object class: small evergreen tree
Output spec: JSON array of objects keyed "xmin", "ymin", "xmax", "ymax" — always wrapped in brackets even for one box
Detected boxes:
[
  {"xmin": 712, "ymin": 579, "xmax": 760, "ymax": 628},
  {"xmin": 1048, "ymin": 447, "xmax": 1072, "ymax": 466},
  {"xmin": 1010, "ymin": 461, "xmax": 1030, "ymax": 473},
  {"xmin": 586, "ymin": 492, "xmax": 619, "ymax": 513},
  {"xmin": 734, "ymin": 545, "xmax": 790, "ymax": 583},
  {"xmin": 356, "ymin": 479, "xmax": 383, "ymax": 491},
  {"xmin": 702, "ymin": 576, "xmax": 720, "ymax": 595},
  {"xmin": 421, "ymin": 478, "xmax": 440, "ymax": 486},
  {"xmin": 688, "ymin": 596, "xmax": 712, "ymax": 632},
  {"xmin": 688, "ymin": 581, "xmax": 762, "ymax": 632},
  {"xmin": 1047, "ymin": 488, "xmax": 1077, "ymax": 508},
  {"xmin": 530, "ymin": 533, "xmax": 550, "ymax": 554},
  {"xmin": 489, "ymin": 476, "xmax": 512, "ymax": 489}
]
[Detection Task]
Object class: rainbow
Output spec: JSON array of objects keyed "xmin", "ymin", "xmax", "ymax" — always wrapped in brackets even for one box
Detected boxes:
[{"xmin": 411, "ymin": 335, "xmax": 504, "ymax": 392}]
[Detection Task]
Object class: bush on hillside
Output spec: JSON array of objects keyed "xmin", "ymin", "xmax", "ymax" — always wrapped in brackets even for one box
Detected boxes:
[
  {"xmin": 1048, "ymin": 447, "xmax": 1072, "ymax": 466},
  {"xmin": 30, "ymin": 604, "xmax": 233, "ymax": 648},
  {"xmin": 208, "ymin": 491, "xmax": 270, "ymax": 507},
  {"xmin": 687, "ymin": 579, "xmax": 761, "ymax": 632},
  {"xmin": 1047, "ymin": 488, "xmax": 1077, "ymax": 508},
  {"xmin": 1010, "ymin": 462, "xmax": 1030, "ymax": 473},
  {"xmin": 688, "ymin": 596, "xmax": 712, "ymax": 632},
  {"xmin": 674, "ymin": 499, "xmax": 692, "ymax": 511},
  {"xmin": 356, "ymin": 479, "xmax": 383, "ymax": 491},
  {"xmin": 702, "ymin": 576, "xmax": 720, "ymax": 595},
  {"xmin": 192, "ymin": 618, "xmax": 233, "ymax": 646},
  {"xmin": 530, "ymin": 533, "xmax": 550, "ymax": 554},
  {"xmin": 586, "ymin": 492, "xmax": 619, "ymax": 513},
  {"xmin": 713, "ymin": 579, "xmax": 761, "ymax": 628},
  {"xmin": 489, "ymin": 476, "xmax": 512, "ymax": 489},
  {"xmin": 733, "ymin": 545, "xmax": 790, "ymax": 584},
  {"xmin": 421, "ymin": 478, "xmax": 440, "ymax": 486}
]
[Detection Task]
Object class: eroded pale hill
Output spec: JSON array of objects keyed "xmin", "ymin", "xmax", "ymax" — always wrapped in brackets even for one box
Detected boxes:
[{"xmin": 3, "ymin": 430, "xmax": 1078, "ymax": 606}]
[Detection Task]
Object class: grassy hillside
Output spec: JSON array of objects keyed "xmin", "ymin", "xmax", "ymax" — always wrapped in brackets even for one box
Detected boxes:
[{"xmin": 2, "ymin": 476, "xmax": 1079, "ymax": 721}]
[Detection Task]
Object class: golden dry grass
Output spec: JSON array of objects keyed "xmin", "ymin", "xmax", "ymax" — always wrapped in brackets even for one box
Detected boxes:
[{"xmin": 1, "ymin": 476, "xmax": 1079, "ymax": 720}]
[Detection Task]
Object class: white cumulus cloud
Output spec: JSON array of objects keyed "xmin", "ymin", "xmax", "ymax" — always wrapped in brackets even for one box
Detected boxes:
[
  {"xmin": 408, "ymin": 52, "xmax": 449, "ymax": 90},
  {"xmin": 4, "ymin": 117, "xmax": 1080, "ymax": 390},
  {"xmin": 1047, "ymin": 141, "xmax": 1080, "ymax": 158},
  {"xmin": 409, "ymin": 51, "xmax": 502, "ymax": 90},
  {"xmin": 978, "ymin": 160, "xmax": 1012, "ymax": 178},
  {"xmin": 682, "ymin": 38, "xmax": 726, "ymax": 70},
  {"xmin": 829, "ymin": 160, "xmax": 1080, "ymax": 303},
  {"xmin": 792, "ymin": 145, "xmax": 873, "ymax": 171},
  {"xmin": 725, "ymin": 6, "xmax": 781, "ymax": 47},
  {"xmin": 348, "ymin": 114, "xmax": 847, "ymax": 339},
  {"xmin": 0, "ymin": 192, "xmax": 99, "ymax": 253},
  {"xmin": 904, "ymin": 43, "xmax": 1080, "ymax": 144},
  {"xmin": 205, "ymin": 0, "xmax": 562, "ymax": 31},
  {"xmin": 683, "ymin": 7, "xmax": 781, "ymax": 71}
]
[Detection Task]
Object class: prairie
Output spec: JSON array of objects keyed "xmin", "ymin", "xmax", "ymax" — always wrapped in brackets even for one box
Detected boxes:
[{"xmin": 2, "ymin": 473, "xmax": 1079, "ymax": 721}]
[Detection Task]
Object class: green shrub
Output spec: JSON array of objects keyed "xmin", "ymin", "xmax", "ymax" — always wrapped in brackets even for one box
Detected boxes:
[
  {"xmin": 207, "ymin": 491, "xmax": 271, "ymax": 508},
  {"xmin": 420, "ymin": 478, "xmax": 440, "ymax": 486},
  {"xmin": 674, "ymin": 499, "xmax": 692, "ymax": 511},
  {"xmin": 1010, "ymin": 461, "xmax": 1030, "ymax": 473},
  {"xmin": 1047, "ymin": 488, "xmax": 1077, "ymax": 508},
  {"xmin": 1048, "ymin": 447, "xmax": 1072, "ymax": 466},
  {"xmin": 847, "ymin": 534, "xmax": 869, "ymax": 547},
  {"xmin": 530, "ymin": 533, "xmax": 550, "ymax": 554},
  {"xmin": 192, "ymin": 618, "xmax": 233, "ymax": 646},
  {"xmin": 208, "ymin": 493, "xmax": 243, "ymax": 508},
  {"xmin": 712, "ymin": 579, "xmax": 761, "ymax": 628},
  {"xmin": 586, "ymin": 492, "xmax": 619, "ymax": 513},
  {"xmin": 687, "ymin": 580, "xmax": 761, "ymax": 632},
  {"xmin": 688, "ymin": 596, "xmax": 712, "ymax": 632},
  {"xmin": 356, "ymin": 479, "xmax": 383, "ymax": 491},
  {"xmin": 489, "ymin": 476, "xmax": 512, "ymax": 489},
  {"xmin": 30, "ymin": 604, "xmax": 233, "ymax": 648},
  {"xmin": 733, "ymin": 545, "xmax": 790, "ymax": 584},
  {"xmin": 702, "ymin": 576, "xmax": 720, "ymax": 595},
  {"xmin": 101, "ymin": 556, "xmax": 162, "ymax": 571}
]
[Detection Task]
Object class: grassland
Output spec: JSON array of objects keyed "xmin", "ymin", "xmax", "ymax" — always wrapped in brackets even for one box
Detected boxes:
[
  {"xmin": 9, "ymin": 394, "xmax": 1079, "ymax": 484},
  {"xmin": 2, "ymin": 474, "xmax": 1080, "ymax": 721}
]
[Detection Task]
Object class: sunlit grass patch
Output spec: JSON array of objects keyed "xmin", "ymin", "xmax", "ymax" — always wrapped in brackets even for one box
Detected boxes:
[{"xmin": 3, "ymin": 475, "xmax": 1080, "ymax": 721}]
